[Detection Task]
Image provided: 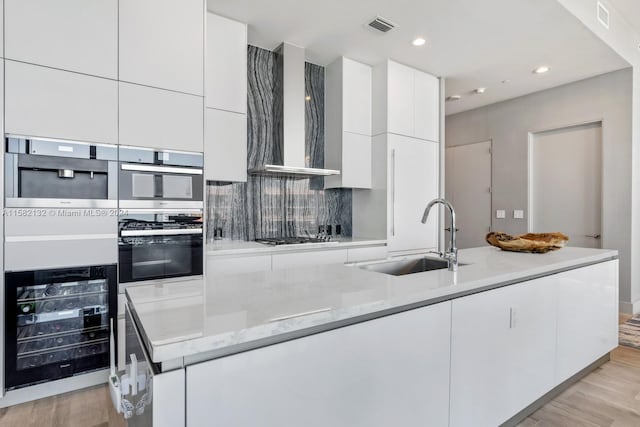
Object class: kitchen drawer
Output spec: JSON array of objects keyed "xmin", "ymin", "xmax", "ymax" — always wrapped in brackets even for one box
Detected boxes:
[
  {"xmin": 347, "ymin": 246, "xmax": 387, "ymax": 263},
  {"xmin": 272, "ymin": 250, "xmax": 348, "ymax": 271},
  {"xmin": 5, "ymin": 209, "xmax": 117, "ymax": 237},
  {"xmin": 5, "ymin": 237, "xmax": 117, "ymax": 271}
]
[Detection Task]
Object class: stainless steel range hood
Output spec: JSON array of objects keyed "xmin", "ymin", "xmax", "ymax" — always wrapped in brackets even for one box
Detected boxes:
[{"xmin": 248, "ymin": 43, "xmax": 340, "ymax": 178}]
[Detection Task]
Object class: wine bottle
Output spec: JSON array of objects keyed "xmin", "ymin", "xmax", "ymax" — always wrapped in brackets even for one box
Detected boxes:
[{"xmin": 18, "ymin": 302, "xmax": 35, "ymax": 314}]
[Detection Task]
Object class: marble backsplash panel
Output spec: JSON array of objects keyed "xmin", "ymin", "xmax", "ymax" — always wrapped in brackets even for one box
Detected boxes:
[{"xmin": 206, "ymin": 46, "xmax": 352, "ymax": 242}]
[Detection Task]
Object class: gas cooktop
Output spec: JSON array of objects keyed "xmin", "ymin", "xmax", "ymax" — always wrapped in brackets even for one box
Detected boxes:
[{"xmin": 255, "ymin": 237, "xmax": 331, "ymax": 246}]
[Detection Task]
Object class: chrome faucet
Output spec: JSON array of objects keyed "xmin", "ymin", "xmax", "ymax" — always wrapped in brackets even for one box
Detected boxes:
[{"xmin": 421, "ymin": 198, "xmax": 458, "ymax": 272}]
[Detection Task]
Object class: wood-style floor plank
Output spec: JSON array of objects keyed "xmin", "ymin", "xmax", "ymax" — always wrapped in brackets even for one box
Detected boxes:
[
  {"xmin": 0, "ymin": 385, "xmax": 125, "ymax": 427},
  {"xmin": 520, "ymin": 346, "xmax": 640, "ymax": 427}
]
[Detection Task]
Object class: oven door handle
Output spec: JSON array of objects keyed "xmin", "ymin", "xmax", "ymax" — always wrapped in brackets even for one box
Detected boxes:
[
  {"xmin": 120, "ymin": 228, "xmax": 203, "ymax": 237},
  {"xmin": 120, "ymin": 164, "xmax": 203, "ymax": 175}
]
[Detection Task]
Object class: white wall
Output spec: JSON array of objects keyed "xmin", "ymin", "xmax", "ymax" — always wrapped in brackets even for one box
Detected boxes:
[
  {"xmin": 555, "ymin": 0, "xmax": 640, "ymax": 313},
  {"xmin": 446, "ymin": 68, "xmax": 633, "ymax": 310}
]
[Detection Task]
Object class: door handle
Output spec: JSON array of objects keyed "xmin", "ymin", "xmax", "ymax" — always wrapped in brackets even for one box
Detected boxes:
[
  {"xmin": 390, "ymin": 149, "xmax": 396, "ymax": 237},
  {"xmin": 445, "ymin": 227, "xmax": 459, "ymax": 232},
  {"xmin": 585, "ymin": 234, "xmax": 601, "ymax": 239}
]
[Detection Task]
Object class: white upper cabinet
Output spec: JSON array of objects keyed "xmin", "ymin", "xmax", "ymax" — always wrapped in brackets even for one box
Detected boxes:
[
  {"xmin": 206, "ymin": 13, "xmax": 247, "ymax": 113},
  {"xmin": 119, "ymin": 0, "xmax": 204, "ymax": 95},
  {"xmin": 373, "ymin": 59, "xmax": 440, "ymax": 142},
  {"xmin": 119, "ymin": 82, "xmax": 203, "ymax": 152},
  {"xmin": 5, "ymin": 61, "xmax": 117, "ymax": 144},
  {"xmin": 386, "ymin": 61, "xmax": 414, "ymax": 137},
  {"xmin": 204, "ymin": 12, "xmax": 248, "ymax": 182},
  {"xmin": 325, "ymin": 57, "xmax": 372, "ymax": 189},
  {"xmin": 413, "ymin": 69, "xmax": 440, "ymax": 142},
  {"xmin": 204, "ymin": 108, "xmax": 247, "ymax": 182},
  {"xmin": 342, "ymin": 58, "xmax": 372, "ymax": 135},
  {"xmin": 0, "ymin": 0, "xmax": 4, "ymax": 58},
  {"xmin": 5, "ymin": 0, "xmax": 117, "ymax": 78}
]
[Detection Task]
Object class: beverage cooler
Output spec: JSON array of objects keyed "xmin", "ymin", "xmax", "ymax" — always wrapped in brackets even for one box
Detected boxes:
[{"xmin": 4, "ymin": 264, "xmax": 117, "ymax": 390}]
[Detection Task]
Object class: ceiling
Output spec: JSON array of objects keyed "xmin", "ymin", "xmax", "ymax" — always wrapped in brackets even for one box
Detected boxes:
[
  {"xmin": 208, "ymin": 0, "xmax": 629, "ymax": 115},
  {"xmin": 609, "ymin": 0, "xmax": 640, "ymax": 34}
]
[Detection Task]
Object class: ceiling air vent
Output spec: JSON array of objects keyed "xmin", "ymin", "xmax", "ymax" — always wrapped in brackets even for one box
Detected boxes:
[
  {"xmin": 597, "ymin": 1, "xmax": 610, "ymax": 29},
  {"xmin": 368, "ymin": 16, "xmax": 397, "ymax": 33}
]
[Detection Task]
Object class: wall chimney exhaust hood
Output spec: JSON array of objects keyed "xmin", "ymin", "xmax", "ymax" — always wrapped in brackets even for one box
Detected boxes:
[{"xmin": 248, "ymin": 43, "xmax": 340, "ymax": 178}]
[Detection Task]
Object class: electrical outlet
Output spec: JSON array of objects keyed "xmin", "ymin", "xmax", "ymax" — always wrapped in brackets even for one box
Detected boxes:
[
  {"xmin": 513, "ymin": 210, "xmax": 524, "ymax": 219},
  {"xmin": 496, "ymin": 210, "xmax": 506, "ymax": 219}
]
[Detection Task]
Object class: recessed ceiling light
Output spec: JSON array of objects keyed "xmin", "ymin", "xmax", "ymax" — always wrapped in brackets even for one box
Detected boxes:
[
  {"xmin": 533, "ymin": 66, "xmax": 551, "ymax": 74},
  {"xmin": 446, "ymin": 95, "xmax": 461, "ymax": 102},
  {"xmin": 412, "ymin": 37, "xmax": 426, "ymax": 46},
  {"xmin": 474, "ymin": 87, "xmax": 487, "ymax": 94}
]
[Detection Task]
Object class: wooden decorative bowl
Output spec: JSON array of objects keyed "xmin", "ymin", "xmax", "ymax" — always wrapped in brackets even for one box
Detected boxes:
[{"xmin": 486, "ymin": 232, "xmax": 569, "ymax": 253}]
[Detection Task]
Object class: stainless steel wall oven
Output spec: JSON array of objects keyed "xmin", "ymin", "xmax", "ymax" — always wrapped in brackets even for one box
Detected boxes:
[
  {"xmin": 4, "ymin": 264, "xmax": 117, "ymax": 390},
  {"xmin": 118, "ymin": 146, "xmax": 203, "ymax": 210},
  {"xmin": 118, "ymin": 210, "xmax": 203, "ymax": 284}
]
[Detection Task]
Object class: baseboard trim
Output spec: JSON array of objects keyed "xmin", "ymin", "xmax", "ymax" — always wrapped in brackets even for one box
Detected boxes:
[
  {"xmin": 620, "ymin": 300, "xmax": 640, "ymax": 314},
  {"xmin": 500, "ymin": 353, "xmax": 610, "ymax": 427},
  {"xmin": 0, "ymin": 369, "xmax": 108, "ymax": 408}
]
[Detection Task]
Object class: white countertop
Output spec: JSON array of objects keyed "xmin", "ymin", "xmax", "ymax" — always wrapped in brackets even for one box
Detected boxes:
[
  {"xmin": 126, "ymin": 246, "xmax": 618, "ymax": 365},
  {"xmin": 206, "ymin": 237, "xmax": 387, "ymax": 256}
]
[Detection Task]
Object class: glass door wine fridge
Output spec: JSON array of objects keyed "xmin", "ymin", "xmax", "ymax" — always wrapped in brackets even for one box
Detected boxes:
[{"xmin": 4, "ymin": 264, "xmax": 117, "ymax": 390}]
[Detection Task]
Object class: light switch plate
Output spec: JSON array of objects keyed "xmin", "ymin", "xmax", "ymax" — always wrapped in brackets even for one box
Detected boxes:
[
  {"xmin": 496, "ymin": 210, "xmax": 506, "ymax": 219},
  {"xmin": 513, "ymin": 209, "xmax": 524, "ymax": 219}
]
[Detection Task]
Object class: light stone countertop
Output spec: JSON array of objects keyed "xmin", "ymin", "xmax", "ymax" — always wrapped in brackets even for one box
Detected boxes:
[
  {"xmin": 206, "ymin": 237, "xmax": 387, "ymax": 256},
  {"xmin": 126, "ymin": 246, "xmax": 618, "ymax": 367}
]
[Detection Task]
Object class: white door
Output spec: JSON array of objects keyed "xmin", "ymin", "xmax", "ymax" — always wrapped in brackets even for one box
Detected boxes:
[
  {"xmin": 529, "ymin": 123, "xmax": 602, "ymax": 248},
  {"xmin": 445, "ymin": 141, "xmax": 492, "ymax": 249}
]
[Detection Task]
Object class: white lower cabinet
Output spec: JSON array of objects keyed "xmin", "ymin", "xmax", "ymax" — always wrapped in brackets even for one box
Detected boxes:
[
  {"xmin": 271, "ymin": 249, "xmax": 348, "ymax": 270},
  {"xmin": 186, "ymin": 301, "xmax": 452, "ymax": 427},
  {"xmin": 207, "ymin": 254, "xmax": 271, "ymax": 276},
  {"xmin": 556, "ymin": 260, "xmax": 618, "ymax": 382},
  {"xmin": 450, "ymin": 276, "xmax": 557, "ymax": 427},
  {"xmin": 449, "ymin": 260, "xmax": 618, "ymax": 426}
]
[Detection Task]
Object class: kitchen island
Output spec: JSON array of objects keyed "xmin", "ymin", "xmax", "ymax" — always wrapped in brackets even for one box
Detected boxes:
[{"xmin": 122, "ymin": 246, "xmax": 618, "ymax": 427}]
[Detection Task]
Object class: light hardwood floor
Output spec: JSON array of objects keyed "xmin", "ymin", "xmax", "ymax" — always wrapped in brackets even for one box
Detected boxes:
[{"xmin": 1, "ymin": 346, "xmax": 639, "ymax": 426}]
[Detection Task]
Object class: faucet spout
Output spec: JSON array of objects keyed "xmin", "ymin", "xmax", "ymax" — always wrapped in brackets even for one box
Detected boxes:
[{"xmin": 421, "ymin": 198, "xmax": 458, "ymax": 272}]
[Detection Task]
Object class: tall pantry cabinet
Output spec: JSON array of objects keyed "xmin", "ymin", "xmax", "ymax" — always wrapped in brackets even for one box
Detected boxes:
[{"xmin": 354, "ymin": 59, "xmax": 441, "ymax": 253}]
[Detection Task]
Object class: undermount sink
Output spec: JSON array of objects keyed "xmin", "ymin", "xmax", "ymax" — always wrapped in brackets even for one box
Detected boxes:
[{"xmin": 357, "ymin": 257, "xmax": 453, "ymax": 276}]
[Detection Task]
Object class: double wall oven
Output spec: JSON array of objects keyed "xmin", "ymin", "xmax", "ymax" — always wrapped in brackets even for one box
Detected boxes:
[{"xmin": 117, "ymin": 146, "xmax": 204, "ymax": 284}]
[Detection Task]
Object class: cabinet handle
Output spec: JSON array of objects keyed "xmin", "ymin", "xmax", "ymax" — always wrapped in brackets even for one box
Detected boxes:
[
  {"xmin": 585, "ymin": 234, "xmax": 601, "ymax": 239},
  {"xmin": 391, "ymin": 149, "xmax": 396, "ymax": 237}
]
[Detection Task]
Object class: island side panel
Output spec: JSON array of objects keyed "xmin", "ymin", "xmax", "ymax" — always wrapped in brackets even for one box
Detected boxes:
[
  {"xmin": 555, "ymin": 259, "xmax": 618, "ymax": 383},
  {"xmin": 185, "ymin": 301, "xmax": 452, "ymax": 427}
]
